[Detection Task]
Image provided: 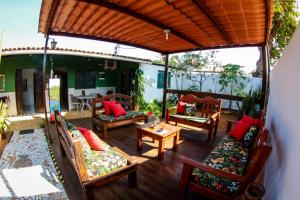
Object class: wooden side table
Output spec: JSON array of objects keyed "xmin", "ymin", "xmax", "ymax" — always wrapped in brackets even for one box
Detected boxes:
[{"xmin": 136, "ymin": 122, "xmax": 181, "ymax": 160}]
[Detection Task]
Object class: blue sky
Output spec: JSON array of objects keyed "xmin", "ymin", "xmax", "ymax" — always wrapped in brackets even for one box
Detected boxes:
[{"xmin": 0, "ymin": 0, "xmax": 259, "ymax": 73}]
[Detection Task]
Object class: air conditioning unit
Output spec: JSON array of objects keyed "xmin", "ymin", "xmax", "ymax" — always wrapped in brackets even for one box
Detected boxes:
[{"xmin": 104, "ymin": 60, "xmax": 117, "ymax": 70}]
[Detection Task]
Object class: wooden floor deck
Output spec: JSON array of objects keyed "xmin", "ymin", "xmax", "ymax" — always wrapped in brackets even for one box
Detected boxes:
[{"xmin": 49, "ymin": 118, "xmax": 230, "ymax": 200}]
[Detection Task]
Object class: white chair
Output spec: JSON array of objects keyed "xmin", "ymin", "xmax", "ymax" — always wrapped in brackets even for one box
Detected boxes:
[{"xmin": 70, "ymin": 94, "xmax": 81, "ymax": 111}]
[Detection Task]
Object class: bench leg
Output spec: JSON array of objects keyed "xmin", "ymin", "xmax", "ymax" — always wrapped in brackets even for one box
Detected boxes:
[
  {"xmin": 207, "ymin": 128, "xmax": 213, "ymax": 141},
  {"xmin": 60, "ymin": 144, "xmax": 66, "ymax": 157},
  {"xmin": 92, "ymin": 123, "xmax": 97, "ymax": 132},
  {"xmin": 103, "ymin": 124, "xmax": 108, "ymax": 139},
  {"xmin": 177, "ymin": 163, "xmax": 192, "ymax": 200},
  {"xmin": 85, "ymin": 190, "xmax": 95, "ymax": 200},
  {"xmin": 213, "ymin": 120, "xmax": 219, "ymax": 137},
  {"xmin": 128, "ymin": 170, "xmax": 137, "ymax": 188}
]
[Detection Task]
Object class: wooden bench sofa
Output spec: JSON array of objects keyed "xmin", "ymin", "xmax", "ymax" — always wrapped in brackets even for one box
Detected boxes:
[
  {"xmin": 92, "ymin": 93, "xmax": 146, "ymax": 138},
  {"xmin": 54, "ymin": 110, "xmax": 139, "ymax": 200},
  {"xmin": 166, "ymin": 95, "xmax": 222, "ymax": 141},
  {"xmin": 177, "ymin": 119, "xmax": 272, "ymax": 200}
]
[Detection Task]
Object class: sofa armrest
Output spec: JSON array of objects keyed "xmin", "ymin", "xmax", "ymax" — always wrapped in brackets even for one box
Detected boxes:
[
  {"xmin": 181, "ymin": 156, "xmax": 246, "ymax": 182},
  {"xmin": 226, "ymin": 120, "xmax": 239, "ymax": 133},
  {"xmin": 166, "ymin": 106, "xmax": 177, "ymax": 122}
]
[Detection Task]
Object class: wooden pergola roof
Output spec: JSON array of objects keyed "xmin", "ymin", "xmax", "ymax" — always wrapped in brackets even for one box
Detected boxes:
[{"xmin": 38, "ymin": 0, "xmax": 274, "ymax": 54}]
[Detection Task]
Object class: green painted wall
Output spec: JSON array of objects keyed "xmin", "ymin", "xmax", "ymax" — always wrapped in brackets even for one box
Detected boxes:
[{"xmin": 0, "ymin": 54, "xmax": 139, "ymax": 93}]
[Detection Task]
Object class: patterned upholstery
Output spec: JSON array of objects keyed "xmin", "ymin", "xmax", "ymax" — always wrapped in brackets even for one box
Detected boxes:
[
  {"xmin": 96, "ymin": 111, "xmax": 145, "ymax": 122},
  {"xmin": 170, "ymin": 114, "xmax": 210, "ymax": 124},
  {"xmin": 192, "ymin": 135, "xmax": 249, "ymax": 195},
  {"xmin": 242, "ymin": 126, "xmax": 258, "ymax": 148},
  {"xmin": 68, "ymin": 123, "xmax": 127, "ymax": 178}
]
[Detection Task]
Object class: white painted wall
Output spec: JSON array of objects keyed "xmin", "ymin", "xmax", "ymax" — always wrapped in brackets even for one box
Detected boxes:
[
  {"xmin": 68, "ymin": 87, "xmax": 115, "ymax": 110},
  {"xmin": 263, "ymin": 23, "xmax": 300, "ymax": 200},
  {"xmin": 22, "ymin": 69, "xmax": 35, "ymax": 106},
  {"xmin": 140, "ymin": 63, "xmax": 165, "ymax": 102},
  {"xmin": 140, "ymin": 63, "xmax": 261, "ymax": 110},
  {"xmin": 0, "ymin": 92, "xmax": 17, "ymax": 116}
]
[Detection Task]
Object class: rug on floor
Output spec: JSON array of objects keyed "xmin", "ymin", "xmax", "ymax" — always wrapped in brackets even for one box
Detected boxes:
[{"xmin": 0, "ymin": 129, "xmax": 68, "ymax": 199}]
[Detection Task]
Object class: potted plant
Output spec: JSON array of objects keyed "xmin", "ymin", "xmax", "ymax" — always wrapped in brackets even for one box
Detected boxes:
[{"xmin": 0, "ymin": 102, "xmax": 9, "ymax": 140}]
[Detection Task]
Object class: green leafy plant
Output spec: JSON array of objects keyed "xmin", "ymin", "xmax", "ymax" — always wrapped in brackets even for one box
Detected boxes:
[
  {"xmin": 270, "ymin": 0, "xmax": 299, "ymax": 65},
  {"xmin": 218, "ymin": 64, "xmax": 247, "ymax": 110},
  {"xmin": 236, "ymin": 88, "xmax": 261, "ymax": 120},
  {"xmin": 0, "ymin": 102, "xmax": 9, "ymax": 138}
]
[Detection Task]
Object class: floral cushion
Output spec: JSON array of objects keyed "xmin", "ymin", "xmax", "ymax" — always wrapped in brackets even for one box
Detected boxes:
[
  {"xmin": 242, "ymin": 126, "xmax": 258, "ymax": 148},
  {"xmin": 170, "ymin": 114, "xmax": 210, "ymax": 124},
  {"xmin": 184, "ymin": 104, "xmax": 196, "ymax": 116},
  {"xmin": 97, "ymin": 111, "xmax": 145, "ymax": 122},
  {"xmin": 67, "ymin": 123, "xmax": 127, "ymax": 178},
  {"xmin": 192, "ymin": 135, "xmax": 249, "ymax": 195}
]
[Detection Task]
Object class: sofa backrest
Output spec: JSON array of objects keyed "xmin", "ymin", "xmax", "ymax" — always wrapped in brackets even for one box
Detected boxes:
[
  {"xmin": 180, "ymin": 94, "xmax": 222, "ymax": 117},
  {"xmin": 244, "ymin": 128, "xmax": 272, "ymax": 184},
  {"xmin": 92, "ymin": 93, "xmax": 133, "ymax": 117},
  {"xmin": 54, "ymin": 110, "xmax": 89, "ymax": 183}
]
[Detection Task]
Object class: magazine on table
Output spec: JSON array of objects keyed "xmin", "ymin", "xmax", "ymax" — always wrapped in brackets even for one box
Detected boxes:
[{"xmin": 154, "ymin": 128, "xmax": 169, "ymax": 135}]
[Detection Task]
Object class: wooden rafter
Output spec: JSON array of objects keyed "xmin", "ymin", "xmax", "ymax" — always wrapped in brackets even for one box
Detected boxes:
[
  {"xmin": 264, "ymin": 0, "xmax": 271, "ymax": 44},
  {"xmin": 44, "ymin": 0, "xmax": 60, "ymax": 35},
  {"xmin": 191, "ymin": 0, "xmax": 232, "ymax": 45},
  {"xmin": 77, "ymin": 0, "xmax": 203, "ymax": 48}
]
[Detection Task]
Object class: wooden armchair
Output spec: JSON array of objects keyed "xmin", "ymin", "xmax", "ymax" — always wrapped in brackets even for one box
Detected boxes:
[
  {"xmin": 54, "ymin": 111, "xmax": 139, "ymax": 200},
  {"xmin": 177, "ymin": 125, "xmax": 272, "ymax": 200},
  {"xmin": 166, "ymin": 95, "xmax": 222, "ymax": 141}
]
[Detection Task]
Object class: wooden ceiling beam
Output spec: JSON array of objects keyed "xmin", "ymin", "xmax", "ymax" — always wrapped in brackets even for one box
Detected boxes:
[
  {"xmin": 77, "ymin": 0, "xmax": 203, "ymax": 48},
  {"xmin": 191, "ymin": 0, "xmax": 232, "ymax": 45},
  {"xmin": 44, "ymin": 0, "xmax": 60, "ymax": 35},
  {"xmin": 264, "ymin": 0, "xmax": 271, "ymax": 44}
]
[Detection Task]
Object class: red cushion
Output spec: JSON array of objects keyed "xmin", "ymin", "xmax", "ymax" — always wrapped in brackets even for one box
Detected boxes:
[
  {"xmin": 110, "ymin": 103, "xmax": 127, "ymax": 118},
  {"xmin": 102, "ymin": 100, "xmax": 116, "ymax": 115},
  {"xmin": 177, "ymin": 102, "xmax": 186, "ymax": 114},
  {"xmin": 77, "ymin": 127, "xmax": 105, "ymax": 151},
  {"xmin": 230, "ymin": 121, "xmax": 252, "ymax": 141},
  {"xmin": 241, "ymin": 114, "xmax": 258, "ymax": 126}
]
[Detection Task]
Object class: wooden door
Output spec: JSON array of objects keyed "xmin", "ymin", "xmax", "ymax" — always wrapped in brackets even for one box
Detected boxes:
[
  {"xmin": 34, "ymin": 69, "xmax": 44, "ymax": 113},
  {"xmin": 15, "ymin": 69, "xmax": 24, "ymax": 115},
  {"xmin": 121, "ymin": 69, "xmax": 136, "ymax": 95}
]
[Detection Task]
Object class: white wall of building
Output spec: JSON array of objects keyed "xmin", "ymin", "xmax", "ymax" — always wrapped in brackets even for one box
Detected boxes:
[
  {"xmin": 68, "ymin": 87, "xmax": 115, "ymax": 110},
  {"xmin": 140, "ymin": 63, "xmax": 165, "ymax": 102},
  {"xmin": 140, "ymin": 63, "xmax": 262, "ymax": 110},
  {"xmin": 263, "ymin": 24, "xmax": 300, "ymax": 200}
]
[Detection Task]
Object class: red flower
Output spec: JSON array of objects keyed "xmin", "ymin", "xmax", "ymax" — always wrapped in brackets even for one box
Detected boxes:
[
  {"xmin": 148, "ymin": 112, "xmax": 153, "ymax": 116},
  {"xmin": 230, "ymin": 157, "xmax": 240, "ymax": 163}
]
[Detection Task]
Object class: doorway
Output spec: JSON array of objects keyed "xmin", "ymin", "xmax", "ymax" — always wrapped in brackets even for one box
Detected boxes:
[
  {"xmin": 53, "ymin": 70, "xmax": 68, "ymax": 110},
  {"xmin": 121, "ymin": 69, "xmax": 136, "ymax": 95},
  {"xmin": 15, "ymin": 69, "xmax": 44, "ymax": 115}
]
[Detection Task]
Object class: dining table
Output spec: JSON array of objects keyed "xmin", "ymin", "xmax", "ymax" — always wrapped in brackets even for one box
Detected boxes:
[{"xmin": 75, "ymin": 95, "xmax": 94, "ymax": 111}]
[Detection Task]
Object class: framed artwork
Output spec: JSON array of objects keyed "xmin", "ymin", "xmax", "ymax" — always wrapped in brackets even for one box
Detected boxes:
[{"xmin": 0, "ymin": 74, "xmax": 5, "ymax": 92}]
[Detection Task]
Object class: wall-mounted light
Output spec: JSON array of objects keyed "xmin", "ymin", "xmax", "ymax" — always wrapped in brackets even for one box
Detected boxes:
[{"xmin": 50, "ymin": 38, "xmax": 57, "ymax": 49}]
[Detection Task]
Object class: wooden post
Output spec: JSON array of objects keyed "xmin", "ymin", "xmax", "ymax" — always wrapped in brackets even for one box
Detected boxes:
[
  {"xmin": 261, "ymin": 45, "xmax": 269, "ymax": 111},
  {"xmin": 43, "ymin": 35, "xmax": 50, "ymax": 140},
  {"xmin": 162, "ymin": 54, "xmax": 169, "ymax": 118}
]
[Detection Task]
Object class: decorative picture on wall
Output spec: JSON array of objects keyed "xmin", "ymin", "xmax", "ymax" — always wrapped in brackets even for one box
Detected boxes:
[{"xmin": 0, "ymin": 74, "xmax": 5, "ymax": 92}]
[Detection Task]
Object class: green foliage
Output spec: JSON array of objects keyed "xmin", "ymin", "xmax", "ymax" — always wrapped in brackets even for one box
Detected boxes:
[
  {"xmin": 270, "ymin": 0, "xmax": 299, "ymax": 65},
  {"xmin": 219, "ymin": 64, "xmax": 247, "ymax": 110},
  {"xmin": 237, "ymin": 88, "xmax": 261, "ymax": 120},
  {"xmin": 0, "ymin": 102, "xmax": 9, "ymax": 136},
  {"xmin": 169, "ymin": 55, "xmax": 188, "ymax": 90},
  {"xmin": 183, "ymin": 52, "xmax": 217, "ymax": 92},
  {"xmin": 134, "ymin": 68, "xmax": 145, "ymax": 108}
]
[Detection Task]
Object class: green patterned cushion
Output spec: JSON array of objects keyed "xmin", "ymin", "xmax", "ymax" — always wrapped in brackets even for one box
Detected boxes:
[
  {"xmin": 192, "ymin": 135, "xmax": 249, "ymax": 195},
  {"xmin": 170, "ymin": 114, "xmax": 210, "ymax": 124},
  {"xmin": 242, "ymin": 126, "xmax": 258, "ymax": 148},
  {"xmin": 184, "ymin": 104, "xmax": 196, "ymax": 116},
  {"xmin": 97, "ymin": 111, "xmax": 144, "ymax": 122},
  {"xmin": 67, "ymin": 123, "xmax": 127, "ymax": 178}
]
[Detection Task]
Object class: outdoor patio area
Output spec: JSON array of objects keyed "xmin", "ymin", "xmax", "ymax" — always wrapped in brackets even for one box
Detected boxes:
[{"xmin": 48, "ymin": 114, "xmax": 233, "ymax": 200}]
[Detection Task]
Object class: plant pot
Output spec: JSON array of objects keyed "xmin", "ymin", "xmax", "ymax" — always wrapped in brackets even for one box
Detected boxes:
[{"xmin": 244, "ymin": 183, "xmax": 265, "ymax": 200}]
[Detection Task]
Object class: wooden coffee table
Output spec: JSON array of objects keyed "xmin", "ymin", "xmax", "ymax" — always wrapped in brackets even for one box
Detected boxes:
[{"xmin": 136, "ymin": 122, "xmax": 181, "ymax": 160}]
